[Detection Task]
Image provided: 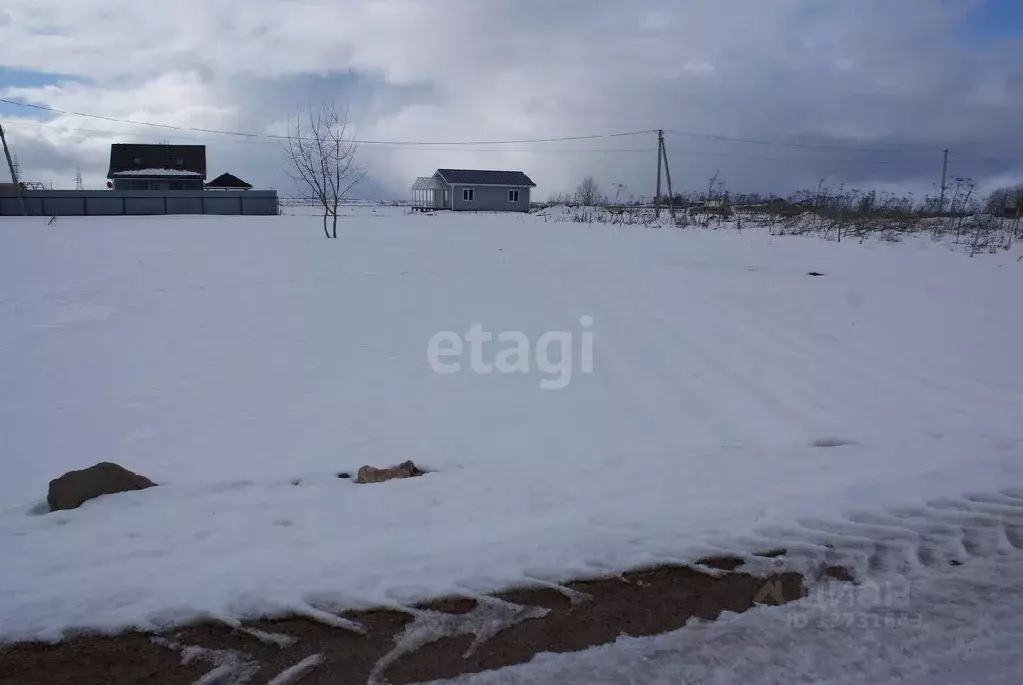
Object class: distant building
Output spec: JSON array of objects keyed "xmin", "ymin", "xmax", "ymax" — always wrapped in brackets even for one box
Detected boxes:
[
  {"xmin": 2, "ymin": 144, "xmax": 278, "ymax": 216},
  {"xmin": 107, "ymin": 144, "xmax": 206, "ymax": 191},
  {"xmin": 205, "ymin": 172, "xmax": 253, "ymax": 190},
  {"xmin": 411, "ymin": 169, "xmax": 536, "ymax": 212}
]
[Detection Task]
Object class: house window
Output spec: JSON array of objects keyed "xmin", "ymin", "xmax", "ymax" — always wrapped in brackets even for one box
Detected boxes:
[
  {"xmin": 463, "ymin": 188, "xmax": 474, "ymax": 202},
  {"xmin": 508, "ymin": 189, "xmax": 519, "ymax": 202}
]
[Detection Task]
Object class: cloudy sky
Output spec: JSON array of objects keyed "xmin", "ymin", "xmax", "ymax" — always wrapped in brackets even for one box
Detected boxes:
[{"xmin": 1, "ymin": 0, "xmax": 1022, "ymax": 201}]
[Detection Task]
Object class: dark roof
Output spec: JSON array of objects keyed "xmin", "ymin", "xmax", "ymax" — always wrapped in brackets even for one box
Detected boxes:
[
  {"xmin": 107, "ymin": 144, "xmax": 207, "ymax": 179},
  {"xmin": 435, "ymin": 169, "xmax": 536, "ymax": 187},
  {"xmin": 205, "ymin": 172, "xmax": 253, "ymax": 189}
]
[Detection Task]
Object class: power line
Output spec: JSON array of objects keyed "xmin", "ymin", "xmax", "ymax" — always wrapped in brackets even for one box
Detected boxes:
[
  {"xmin": 663, "ymin": 129, "xmax": 948, "ymax": 156},
  {"xmin": 666, "ymin": 128, "xmax": 1023, "ymax": 165},
  {"xmin": 2, "ymin": 119, "xmax": 277, "ymax": 146},
  {"xmin": 664, "ymin": 147, "xmax": 932, "ymax": 166},
  {"xmin": 0, "ymin": 97, "xmax": 652, "ymax": 146},
  {"xmin": 2, "ymin": 95, "xmax": 1020, "ymax": 165},
  {"xmin": 2, "ymin": 119, "xmax": 657, "ymax": 153},
  {"xmin": 0, "ymin": 119, "xmax": 934, "ymax": 165},
  {"xmin": 0, "ymin": 120, "xmax": 950, "ymax": 166},
  {"xmin": 948, "ymin": 150, "xmax": 1023, "ymax": 165}
]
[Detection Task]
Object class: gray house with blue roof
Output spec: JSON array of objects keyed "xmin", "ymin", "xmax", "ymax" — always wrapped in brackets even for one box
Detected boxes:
[{"xmin": 411, "ymin": 169, "xmax": 536, "ymax": 212}]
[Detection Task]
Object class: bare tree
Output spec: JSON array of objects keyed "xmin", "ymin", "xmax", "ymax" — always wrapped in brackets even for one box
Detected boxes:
[
  {"xmin": 575, "ymin": 175, "xmax": 601, "ymax": 206},
  {"xmin": 707, "ymin": 170, "xmax": 724, "ymax": 201},
  {"xmin": 283, "ymin": 103, "xmax": 365, "ymax": 239},
  {"xmin": 985, "ymin": 183, "xmax": 1023, "ymax": 216}
]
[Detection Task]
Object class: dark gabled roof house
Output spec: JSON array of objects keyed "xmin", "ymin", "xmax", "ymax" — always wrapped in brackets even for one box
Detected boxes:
[
  {"xmin": 434, "ymin": 169, "xmax": 536, "ymax": 187},
  {"xmin": 107, "ymin": 144, "xmax": 207, "ymax": 191},
  {"xmin": 411, "ymin": 169, "xmax": 536, "ymax": 212},
  {"xmin": 205, "ymin": 172, "xmax": 253, "ymax": 190}
]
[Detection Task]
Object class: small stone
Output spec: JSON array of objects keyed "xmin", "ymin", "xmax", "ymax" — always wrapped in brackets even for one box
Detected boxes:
[
  {"xmin": 337, "ymin": 472, "xmax": 351, "ymax": 479},
  {"xmin": 355, "ymin": 460, "xmax": 425, "ymax": 485}
]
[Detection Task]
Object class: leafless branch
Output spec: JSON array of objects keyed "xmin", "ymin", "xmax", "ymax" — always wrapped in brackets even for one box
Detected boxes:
[{"xmin": 282, "ymin": 103, "xmax": 365, "ymax": 239}]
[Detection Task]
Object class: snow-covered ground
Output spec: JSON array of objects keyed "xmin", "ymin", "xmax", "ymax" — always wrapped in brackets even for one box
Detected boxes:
[{"xmin": 1, "ymin": 206, "xmax": 1022, "ymax": 644}]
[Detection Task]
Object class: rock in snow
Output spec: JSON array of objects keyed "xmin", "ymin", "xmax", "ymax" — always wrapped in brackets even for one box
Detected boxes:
[
  {"xmin": 47, "ymin": 462, "xmax": 156, "ymax": 512},
  {"xmin": 355, "ymin": 460, "xmax": 424, "ymax": 485}
]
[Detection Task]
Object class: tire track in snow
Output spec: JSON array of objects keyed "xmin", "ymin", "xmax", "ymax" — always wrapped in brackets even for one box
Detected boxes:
[
  {"xmin": 709, "ymin": 283, "xmax": 1023, "ymax": 428},
  {"xmin": 549, "ymin": 255, "xmax": 858, "ymax": 440},
  {"xmin": 585, "ymin": 247, "xmax": 1006, "ymax": 427},
  {"xmin": 531, "ymin": 264, "xmax": 695, "ymax": 454},
  {"xmin": 601, "ymin": 262, "xmax": 944, "ymax": 430},
  {"xmin": 572, "ymin": 252, "xmax": 1021, "ymax": 438},
  {"xmin": 558, "ymin": 261, "xmax": 817, "ymax": 443},
  {"xmin": 745, "ymin": 489, "xmax": 1023, "ymax": 579}
]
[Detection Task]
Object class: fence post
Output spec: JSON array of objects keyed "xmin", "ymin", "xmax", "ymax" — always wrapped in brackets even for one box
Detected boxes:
[{"xmin": 239, "ymin": 195, "xmax": 244, "ymax": 215}]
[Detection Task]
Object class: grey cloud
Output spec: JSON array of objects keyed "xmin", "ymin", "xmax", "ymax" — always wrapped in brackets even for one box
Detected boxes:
[{"xmin": 1, "ymin": 0, "xmax": 1021, "ymax": 200}]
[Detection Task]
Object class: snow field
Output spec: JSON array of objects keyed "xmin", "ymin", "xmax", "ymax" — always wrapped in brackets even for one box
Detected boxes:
[{"xmin": 1, "ymin": 206, "xmax": 1022, "ymax": 641}]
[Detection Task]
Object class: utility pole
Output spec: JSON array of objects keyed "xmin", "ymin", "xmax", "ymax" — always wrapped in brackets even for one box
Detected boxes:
[
  {"xmin": 611, "ymin": 182, "xmax": 627, "ymax": 206},
  {"xmin": 660, "ymin": 131, "xmax": 675, "ymax": 221},
  {"xmin": 654, "ymin": 129, "xmax": 663, "ymax": 218},
  {"xmin": 938, "ymin": 149, "xmax": 949, "ymax": 216},
  {"xmin": 0, "ymin": 123, "xmax": 27, "ymax": 216},
  {"xmin": 75, "ymin": 168, "xmax": 84, "ymax": 191}
]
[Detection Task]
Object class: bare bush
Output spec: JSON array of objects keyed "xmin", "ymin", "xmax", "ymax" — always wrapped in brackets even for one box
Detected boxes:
[
  {"xmin": 575, "ymin": 176, "xmax": 601, "ymax": 206},
  {"xmin": 986, "ymin": 183, "xmax": 1023, "ymax": 217},
  {"xmin": 548, "ymin": 173, "xmax": 1018, "ymax": 256}
]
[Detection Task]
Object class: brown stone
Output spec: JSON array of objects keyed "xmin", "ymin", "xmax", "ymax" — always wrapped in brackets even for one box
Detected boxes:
[
  {"xmin": 47, "ymin": 462, "xmax": 157, "ymax": 512},
  {"xmin": 355, "ymin": 460, "xmax": 424, "ymax": 485}
]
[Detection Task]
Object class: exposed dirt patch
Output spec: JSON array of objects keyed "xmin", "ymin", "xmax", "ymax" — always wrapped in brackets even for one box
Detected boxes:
[
  {"xmin": 821, "ymin": 565, "xmax": 857, "ymax": 582},
  {"xmin": 386, "ymin": 565, "xmax": 805, "ymax": 685},
  {"xmin": 413, "ymin": 597, "xmax": 480, "ymax": 615},
  {"xmin": 0, "ymin": 555, "xmax": 839, "ymax": 685},
  {"xmin": 0, "ymin": 632, "xmax": 207, "ymax": 685},
  {"xmin": 694, "ymin": 554, "xmax": 746, "ymax": 571},
  {"xmin": 812, "ymin": 437, "xmax": 861, "ymax": 448}
]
